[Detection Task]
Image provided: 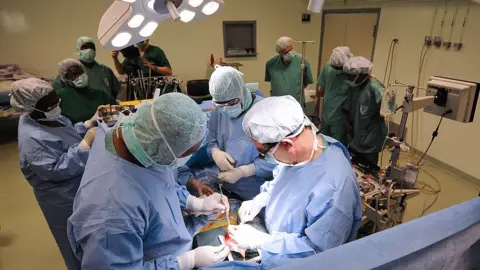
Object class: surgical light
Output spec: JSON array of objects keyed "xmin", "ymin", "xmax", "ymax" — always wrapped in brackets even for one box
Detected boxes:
[
  {"xmin": 139, "ymin": 22, "xmax": 159, "ymax": 37},
  {"xmin": 98, "ymin": 0, "xmax": 225, "ymax": 50},
  {"xmin": 111, "ymin": 32, "xmax": 132, "ymax": 47},
  {"xmin": 188, "ymin": 0, "xmax": 204, "ymax": 7},
  {"xmin": 202, "ymin": 1, "xmax": 219, "ymax": 16},
  {"xmin": 180, "ymin": 10, "xmax": 195, "ymax": 23},
  {"xmin": 128, "ymin": 14, "xmax": 145, "ymax": 28}
]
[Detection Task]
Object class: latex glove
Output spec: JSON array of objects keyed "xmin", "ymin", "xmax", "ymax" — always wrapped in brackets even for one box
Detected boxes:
[
  {"xmin": 228, "ymin": 225, "xmax": 272, "ymax": 250},
  {"xmin": 211, "ymin": 148, "xmax": 235, "ymax": 171},
  {"xmin": 186, "ymin": 193, "xmax": 229, "ymax": 214},
  {"xmin": 79, "ymin": 127, "xmax": 97, "ymax": 149},
  {"xmin": 217, "ymin": 164, "xmax": 256, "ymax": 184},
  {"xmin": 177, "ymin": 244, "xmax": 230, "ymax": 269},
  {"xmin": 84, "ymin": 105, "xmax": 104, "ymax": 129},
  {"xmin": 186, "ymin": 178, "xmax": 214, "ymax": 196},
  {"xmin": 238, "ymin": 199, "xmax": 263, "ymax": 224}
]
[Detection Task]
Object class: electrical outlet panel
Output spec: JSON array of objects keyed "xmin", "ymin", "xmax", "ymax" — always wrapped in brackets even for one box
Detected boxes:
[
  {"xmin": 433, "ymin": 36, "xmax": 442, "ymax": 48},
  {"xmin": 443, "ymin": 41, "xmax": 452, "ymax": 49},
  {"xmin": 424, "ymin": 36, "xmax": 432, "ymax": 46}
]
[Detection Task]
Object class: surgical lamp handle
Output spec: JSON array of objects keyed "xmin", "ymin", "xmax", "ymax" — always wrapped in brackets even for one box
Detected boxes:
[{"xmin": 166, "ymin": 1, "xmax": 180, "ymax": 21}]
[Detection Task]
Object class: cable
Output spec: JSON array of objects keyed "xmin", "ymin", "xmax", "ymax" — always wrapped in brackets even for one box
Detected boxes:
[
  {"xmin": 448, "ymin": 0, "xmax": 460, "ymax": 43},
  {"xmin": 386, "ymin": 41, "xmax": 397, "ymax": 87},
  {"xmin": 383, "ymin": 40, "xmax": 394, "ymax": 85},
  {"xmin": 394, "ymin": 105, "xmax": 403, "ymax": 112},
  {"xmin": 419, "ymin": 169, "xmax": 442, "ymax": 216},
  {"xmin": 416, "ymin": 109, "xmax": 452, "ymax": 166},
  {"xmin": 458, "ymin": 4, "xmax": 471, "ymax": 43}
]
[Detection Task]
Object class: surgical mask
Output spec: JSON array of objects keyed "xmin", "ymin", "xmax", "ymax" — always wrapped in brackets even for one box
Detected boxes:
[
  {"xmin": 270, "ymin": 127, "xmax": 325, "ymax": 167},
  {"xmin": 282, "ymin": 51, "xmax": 294, "ymax": 62},
  {"xmin": 79, "ymin": 49, "xmax": 96, "ymax": 63},
  {"xmin": 73, "ymin": 74, "xmax": 89, "ymax": 88},
  {"xmin": 347, "ymin": 74, "xmax": 369, "ymax": 87},
  {"xmin": 264, "ymin": 152, "xmax": 277, "ymax": 165},
  {"xmin": 177, "ymin": 154, "xmax": 192, "ymax": 167},
  {"xmin": 35, "ymin": 105, "xmax": 62, "ymax": 121},
  {"xmin": 136, "ymin": 41, "xmax": 147, "ymax": 50},
  {"xmin": 220, "ymin": 103, "xmax": 243, "ymax": 118}
]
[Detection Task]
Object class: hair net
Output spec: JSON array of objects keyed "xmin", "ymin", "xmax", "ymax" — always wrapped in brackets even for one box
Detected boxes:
[
  {"xmin": 330, "ymin": 46, "xmax": 353, "ymax": 67},
  {"xmin": 242, "ymin": 95, "xmax": 311, "ymax": 144},
  {"xmin": 276, "ymin": 36, "xmax": 293, "ymax": 53},
  {"xmin": 125, "ymin": 93, "xmax": 206, "ymax": 165},
  {"xmin": 58, "ymin": 58, "xmax": 85, "ymax": 82},
  {"xmin": 343, "ymin": 56, "xmax": 373, "ymax": 75},
  {"xmin": 10, "ymin": 78, "xmax": 54, "ymax": 113},
  {"xmin": 209, "ymin": 65, "xmax": 252, "ymax": 109},
  {"xmin": 76, "ymin": 36, "xmax": 95, "ymax": 51}
]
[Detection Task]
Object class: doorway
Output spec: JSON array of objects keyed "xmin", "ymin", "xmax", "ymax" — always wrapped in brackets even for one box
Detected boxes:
[{"xmin": 318, "ymin": 9, "xmax": 381, "ymax": 76}]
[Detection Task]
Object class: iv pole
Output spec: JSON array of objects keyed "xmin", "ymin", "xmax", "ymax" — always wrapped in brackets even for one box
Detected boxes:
[{"xmin": 293, "ymin": 40, "xmax": 316, "ymax": 108}]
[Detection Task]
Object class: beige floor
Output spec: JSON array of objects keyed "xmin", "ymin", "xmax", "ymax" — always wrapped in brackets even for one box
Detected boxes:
[{"xmin": 0, "ymin": 142, "xmax": 479, "ymax": 270}]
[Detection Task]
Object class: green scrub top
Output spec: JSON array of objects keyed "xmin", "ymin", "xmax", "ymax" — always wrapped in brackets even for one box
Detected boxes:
[
  {"xmin": 56, "ymin": 85, "xmax": 118, "ymax": 124},
  {"xmin": 122, "ymin": 45, "xmax": 171, "ymax": 77},
  {"xmin": 265, "ymin": 53, "xmax": 314, "ymax": 99},
  {"xmin": 344, "ymin": 77, "xmax": 387, "ymax": 154},
  {"xmin": 52, "ymin": 61, "xmax": 120, "ymax": 99},
  {"xmin": 318, "ymin": 63, "xmax": 349, "ymax": 124}
]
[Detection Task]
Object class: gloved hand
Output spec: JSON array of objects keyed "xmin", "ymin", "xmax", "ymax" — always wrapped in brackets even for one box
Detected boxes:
[
  {"xmin": 228, "ymin": 225, "xmax": 272, "ymax": 250},
  {"xmin": 186, "ymin": 193, "xmax": 229, "ymax": 215},
  {"xmin": 217, "ymin": 164, "xmax": 256, "ymax": 184},
  {"xmin": 79, "ymin": 127, "xmax": 97, "ymax": 149},
  {"xmin": 211, "ymin": 147, "xmax": 235, "ymax": 171},
  {"xmin": 238, "ymin": 199, "xmax": 264, "ymax": 224},
  {"xmin": 84, "ymin": 105, "xmax": 104, "ymax": 129},
  {"xmin": 177, "ymin": 244, "xmax": 230, "ymax": 269}
]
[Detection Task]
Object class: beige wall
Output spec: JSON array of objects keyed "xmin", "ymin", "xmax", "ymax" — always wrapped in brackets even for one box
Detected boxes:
[
  {"xmin": 371, "ymin": 3, "xmax": 480, "ymax": 179},
  {"xmin": 0, "ymin": 0, "xmax": 322, "ymax": 96}
]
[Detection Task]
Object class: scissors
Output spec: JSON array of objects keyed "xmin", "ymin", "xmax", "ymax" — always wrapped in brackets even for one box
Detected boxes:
[{"xmin": 218, "ymin": 183, "xmax": 230, "ymax": 226}]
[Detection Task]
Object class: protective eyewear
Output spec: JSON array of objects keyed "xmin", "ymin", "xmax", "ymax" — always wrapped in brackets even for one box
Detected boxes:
[
  {"xmin": 258, "ymin": 142, "xmax": 278, "ymax": 157},
  {"xmin": 213, "ymin": 98, "xmax": 241, "ymax": 108}
]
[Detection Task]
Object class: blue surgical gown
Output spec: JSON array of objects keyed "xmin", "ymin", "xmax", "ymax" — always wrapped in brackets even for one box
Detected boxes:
[
  {"xmin": 255, "ymin": 135, "xmax": 362, "ymax": 267},
  {"xmin": 17, "ymin": 114, "xmax": 90, "ymax": 270},
  {"xmin": 203, "ymin": 96, "xmax": 275, "ymax": 200},
  {"xmin": 67, "ymin": 124, "xmax": 192, "ymax": 269}
]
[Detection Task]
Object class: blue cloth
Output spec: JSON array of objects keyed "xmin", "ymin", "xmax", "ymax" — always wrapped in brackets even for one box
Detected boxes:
[
  {"xmin": 67, "ymin": 124, "xmax": 192, "ymax": 269},
  {"xmin": 17, "ymin": 114, "xmax": 90, "ymax": 270},
  {"xmin": 204, "ymin": 96, "xmax": 275, "ymax": 200},
  {"xmin": 255, "ymin": 135, "xmax": 362, "ymax": 268},
  {"xmin": 275, "ymin": 197, "xmax": 480, "ymax": 270}
]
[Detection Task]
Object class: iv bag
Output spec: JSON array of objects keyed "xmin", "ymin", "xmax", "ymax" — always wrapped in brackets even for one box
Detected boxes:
[{"xmin": 381, "ymin": 87, "xmax": 397, "ymax": 119}]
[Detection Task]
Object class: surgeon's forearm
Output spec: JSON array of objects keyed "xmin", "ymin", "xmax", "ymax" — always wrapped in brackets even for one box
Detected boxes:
[
  {"xmin": 153, "ymin": 66, "xmax": 173, "ymax": 76},
  {"xmin": 317, "ymin": 87, "xmax": 324, "ymax": 98},
  {"xmin": 112, "ymin": 57, "xmax": 125, "ymax": 75}
]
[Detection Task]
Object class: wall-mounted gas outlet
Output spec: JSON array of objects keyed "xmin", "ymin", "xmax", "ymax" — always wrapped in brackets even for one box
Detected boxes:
[
  {"xmin": 453, "ymin": 43, "xmax": 463, "ymax": 51},
  {"xmin": 424, "ymin": 36, "xmax": 432, "ymax": 46},
  {"xmin": 433, "ymin": 37, "xmax": 442, "ymax": 48},
  {"xmin": 443, "ymin": 41, "xmax": 452, "ymax": 49}
]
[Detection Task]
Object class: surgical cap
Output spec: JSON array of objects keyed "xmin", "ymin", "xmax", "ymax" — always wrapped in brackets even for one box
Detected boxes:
[
  {"xmin": 242, "ymin": 95, "xmax": 309, "ymax": 144},
  {"xmin": 276, "ymin": 36, "xmax": 293, "ymax": 53},
  {"xmin": 330, "ymin": 46, "xmax": 352, "ymax": 67},
  {"xmin": 209, "ymin": 65, "xmax": 247, "ymax": 101},
  {"xmin": 58, "ymin": 58, "xmax": 85, "ymax": 82},
  {"xmin": 343, "ymin": 56, "xmax": 373, "ymax": 75},
  {"xmin": 76, "ymin": 36, "xmax": 95, "ymax": 51},
  {"xmin": 131, "ymin": 93, "xmax": 206, "ymax": 165},
  {"xmin": 10, "ymin": 78, "xmax": 53, "ymax": 113}
]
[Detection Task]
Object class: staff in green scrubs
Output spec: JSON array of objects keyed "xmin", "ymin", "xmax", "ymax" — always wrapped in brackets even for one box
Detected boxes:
[
  {"xmin": 316, "ymin": 46, "xmax": 353, "ymax": 146},
  {"xmin": 265, "ymin": 36, "xmax": 313, "ymax": 103},
  {"xmin": 56, "ymin": 58, "xmax": 117, "ymax": 124},
  {"xmin": 111, "ymin": 39, "xmax": 172, "ymax": 77},
  {"xmin": 343, "ymin": 56, "xmax": 387, "ymax": 165},
  {"xmin": 52, "ymin": 37, "xmax": 120, "ymax": 99}
]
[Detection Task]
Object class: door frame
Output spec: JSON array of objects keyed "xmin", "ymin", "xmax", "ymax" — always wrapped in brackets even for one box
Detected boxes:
[{"xmin": 317, "ymin": 8, "xmax": 382, "ymax": 78}]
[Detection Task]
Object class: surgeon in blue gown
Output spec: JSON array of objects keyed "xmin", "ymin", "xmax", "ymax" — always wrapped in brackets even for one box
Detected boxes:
[
  {"xmin": 225, "ymin": 96, "xmax": 363, "ymax": 268},
  {"xmin": 199, "ymin": 66, "xmax": 275, "ymax": 200},
  {"xmin": 68, "ymin": 93, "xmax": 232, "ymax": 269},
  {"xmin": 11, "ymin": 78, "xmax": 98, "ymax": 270}
]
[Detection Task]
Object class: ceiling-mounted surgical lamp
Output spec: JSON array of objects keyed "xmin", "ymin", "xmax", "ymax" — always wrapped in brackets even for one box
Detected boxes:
[
  {"xmin": 98, "ymin": 0, "xmax": 224, "ymax": 50},
  {"xmin": 308, "ymin": 0, "xmax": 325, "ymax": 13}
]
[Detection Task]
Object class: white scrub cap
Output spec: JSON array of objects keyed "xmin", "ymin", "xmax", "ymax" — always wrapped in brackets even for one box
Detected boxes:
[
  {"xmin": 10, "ymin": 78, "xmax": 54, "ymax": 113},
  {"xmin": 276, "ymin": 36, "xmax": 293, "ymax": 53},
  {"xmin": 330, "ymin": 46, "xmax": 353, "ymax": 67},
  {"xmin": 343, "ymin": 56, "xmax": 373, "ymax": 75},
  {"xmin": 131, "ymin": 93, "xmax": 206, "ymax": 165},
  {"xmin": 242, "ymin": 96, "xmax": 311, "ymax": 144},
  {"xmin": 209, "ymin": 65, "xmax": 245, "ymax": 102},
  {"xmin": 58, "ymin": 58, "xmax": 86, "ymax": 82}
]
